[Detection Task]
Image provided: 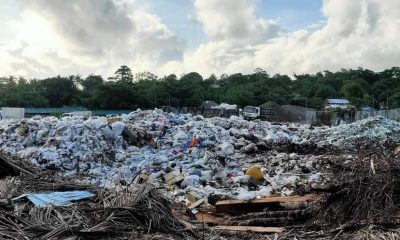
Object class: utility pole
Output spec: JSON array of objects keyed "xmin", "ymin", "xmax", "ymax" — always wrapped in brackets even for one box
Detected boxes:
[
  {"xmin": 305, "ymin": 98, "xmax": 308, "ymax": 110},
  {"xmin": 387, "ymin": 94, "xmax": 389, "ymax": 109},
  {"xmin": 305, "ymin": 98, "xmax": 308, "ymax": 123},
  {"xmin": 372, "ymin": 97, "xmax": 375, "ymax": 109}
]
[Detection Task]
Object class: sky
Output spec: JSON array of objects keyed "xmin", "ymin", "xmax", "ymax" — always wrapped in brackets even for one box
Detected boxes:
[{"xmin": 0, "ymin": 0, "xmax": 399, "ymax": 79}]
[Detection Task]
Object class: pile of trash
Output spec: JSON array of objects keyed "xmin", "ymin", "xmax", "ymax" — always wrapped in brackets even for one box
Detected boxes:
[
  {"xmin": 211, "ymin": 103, "xmax": 238, "ymax": 110},
  {"xmin": 301, "ymin": 116, "xmax": 400, "ymax": 151},
  {"xmin": 0, "ymin": 112, "xmax": 399, "ymax": 238},
  {"xmin": 0, "ymin": 110, "xmax": 398, "ymax": 205},
  {"xmin": 0, "ymin": 110, "xmax": 325, "ymax": 200}
]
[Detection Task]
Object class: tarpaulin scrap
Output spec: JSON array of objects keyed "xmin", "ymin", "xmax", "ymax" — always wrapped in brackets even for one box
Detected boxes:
[{"xmin": 13, "ymin": 191, "xmax": 93, "ymax": 208}]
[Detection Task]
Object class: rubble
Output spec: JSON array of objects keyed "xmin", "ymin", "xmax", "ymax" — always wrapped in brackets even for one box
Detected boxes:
[
  {"xmin": 0, "ymin": 111, "xmax": 400, "ymax": 238},
  {"xmin": 300, "ymin": 116, "xmax": 400, "ymax": 151},
  {"xmin": 0, "ymin": 109, "xmax": 326, "ymax": 198},
  {"xmin": 1, "ymin": 112, "xmax": 398, "ymax": 203}
]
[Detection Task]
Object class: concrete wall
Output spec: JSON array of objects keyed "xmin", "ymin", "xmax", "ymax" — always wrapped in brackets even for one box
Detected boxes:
[
  {"xmin": 1, "ymin": 107, "xmax": 25, "ymax": 119},
  {"xmin": 355, "ymin": 108, "xmax": 400, "ymax": 121}
]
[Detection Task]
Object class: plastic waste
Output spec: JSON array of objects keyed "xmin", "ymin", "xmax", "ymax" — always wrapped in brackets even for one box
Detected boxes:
[
  {"xmin": 181, "ymin": 175, "xmax": 200, "ymax": 188},
  {"xmin": 13, "ymin": 191, "xmax": 93, "ymax": 208},
  {"xmin": 218, "ymin": 142, "xmax": 234, "ymax": 156},
  {"xmin": 245, "ymin": 165, "xmax": 264, "ymax": 181}
]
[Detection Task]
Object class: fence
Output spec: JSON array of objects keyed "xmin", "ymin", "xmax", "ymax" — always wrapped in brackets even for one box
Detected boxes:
[{"xmin": 355, "ymin": 108, "xmax": 400, "ymax": 121}]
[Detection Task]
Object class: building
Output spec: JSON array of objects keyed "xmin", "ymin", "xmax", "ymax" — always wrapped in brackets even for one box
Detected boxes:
[{"xmin": 325, "ymin": 99, "xmax": 351, "ymax": 109}]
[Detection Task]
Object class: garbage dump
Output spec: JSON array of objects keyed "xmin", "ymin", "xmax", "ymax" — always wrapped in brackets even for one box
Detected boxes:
[
  {"xmin": 0, "ymin": 109, "xmax": 330, "ymax": 197},
  {"xmin": 0, "ymin": 111, "xmax": 400, "ymax": 239}
]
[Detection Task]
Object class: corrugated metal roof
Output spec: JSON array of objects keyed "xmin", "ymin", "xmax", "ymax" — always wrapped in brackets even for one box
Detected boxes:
[
  {"xmin": 361, "ymin": 106, "xmax": 375, "ymax": 112},
  {"xmin": 327, "ymin": 99, "xmax": 350, "ymax": 104}
]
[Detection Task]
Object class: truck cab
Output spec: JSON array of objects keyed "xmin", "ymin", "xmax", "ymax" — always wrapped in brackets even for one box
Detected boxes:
[
  {"xmin": 243, "ymin": 106, "xmax": 260, "ymax": 120},
  {"xmin": 62, "ymin": 113, "xmax": 74, "ymax": 117},
  {"xmin": 62, "ymin": 111, "xmax": 92, "ymax": 118}
]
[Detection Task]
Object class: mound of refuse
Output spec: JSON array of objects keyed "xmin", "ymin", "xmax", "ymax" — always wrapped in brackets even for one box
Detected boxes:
[
  {"xmin": 0, "ymin": 110, "xmax": 294, "ymax": 181},
  {"xmin": 301, "ymin": 116, "xmax": 400, "ymax": 150},
  {"xmin": 1, "ymin": 111, "xmax": 399, "ymax": 239},
  {"xmin": 0, "ymin": 110, "xmax": 398, "ymax": 203}
]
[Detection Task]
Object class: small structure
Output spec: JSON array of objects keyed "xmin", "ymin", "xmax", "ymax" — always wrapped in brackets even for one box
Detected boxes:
[
  {"xmin": 325, "ymin": 99, "xmax": 351, "ymax": 109},
  {"xmin": 1, "ymin": 108, "xmax": 25, "ymax": 119},
  {"xmin": 281, "ymin": 105, "xmax": 316, "ymax": 124},
  {"xmin": 321, "ymin": 99, "xmax": 356, "ymax": 125},
  {"xmin": 356, "ymin": 106, "xmax": 376, "ymax": 119},
  {"xmin": 203, "ymin": 103, "xmax": 238, "ymax": 118},
  {"xmin": 199, "ymin": 101, "xmax": 218, "ymax": 110},
  {"xmin": 259, "ymin": 101, "xmax": 299, "ymax": 122}
]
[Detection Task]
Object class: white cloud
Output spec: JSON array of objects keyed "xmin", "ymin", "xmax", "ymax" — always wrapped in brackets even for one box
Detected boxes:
[
  {"xmin": 161, "ymin": 0, "xmax": 400, "ymax": 77},
  {"xmin": 0, "ymin": 0, "xmax": 184, "ymax": 78},
  {"xmin": 251, "ymin": 0, "xmax": 400, "ymax": 74},
  {"xmin": 159, "ymin": 0, "xmax": 281, "ymax": 77},
  {"xmin": 194, "ymin": 0, "xmax": 280, "ymax": 43},
  {"xmin": 1, "ymin": 0, "xmax": 399, "ymax": 79}
]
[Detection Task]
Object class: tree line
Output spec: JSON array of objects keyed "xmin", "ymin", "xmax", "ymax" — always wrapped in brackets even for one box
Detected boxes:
[{"xmin": 1, "ymin": 66, "xmax": 400, "ymax": 110}]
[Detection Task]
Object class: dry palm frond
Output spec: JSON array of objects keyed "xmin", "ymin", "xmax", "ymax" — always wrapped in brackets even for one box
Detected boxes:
[
  {"xmin": 311, "ymin": 138, "xmax": 400, "ymax": 228},
  {"xmin": 0, "ymin": 177, "xmax": 197, "ymax": 240}
]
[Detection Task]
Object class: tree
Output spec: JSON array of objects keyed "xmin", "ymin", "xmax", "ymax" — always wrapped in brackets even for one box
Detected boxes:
[
  {"xmin": 179, "ymin": 72, "xmax": 204, "ymax": 106},
  {"xmin": 135, "ymin": 71, "xmax": 157, "ymax": 82},
  {"xmin": 314, "ymin": 85, "xmax": 337, "ymax": 99},
  {"xmin": 93, "ymin": 81, "xmax": 136, "ymax": 109},
  {"xmin": 40, "ymin": 76, "xmax": 78, "ymax": 107},
  {"xmin": 342, "ymin": 81, "xmax": 365, "ymax": 107},
  {"xmin": 115, "ymin": 65, "xmax": 133, "ymax": 82},
  {"xmin": 136, "ymin": 72, "xmax": 165, "ymax": 108},
  {"xmin": 81, "ymin": 75, "xmax": 104, "ymax": 91}
]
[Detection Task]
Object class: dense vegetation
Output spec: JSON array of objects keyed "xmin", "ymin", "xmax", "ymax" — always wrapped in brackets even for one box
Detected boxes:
[{"xmin": 1, "ymin": 66, "xmax": 399, "ymax": 110}]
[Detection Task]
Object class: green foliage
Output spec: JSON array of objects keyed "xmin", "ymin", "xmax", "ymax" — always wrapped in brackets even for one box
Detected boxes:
[
  {"xmin": 115, "ymin": 65, "xmax": 133, "ymax": 82},
  {"xmin": 51, "ymin": 112, "xmax": 63, "ymax": 118},
  {"xmin": 314, "ymin": 85, "xmax": 337, "ymax": 99},
  {"xmin": 40, "ymin": 76, "xmax": 78, "ymax": 107},
  {"xmin": 92, "ymin": 81, "xmax": 136, "ymax": 109},
  {"xmin": 0, "ymin": 66, "xmax": 400, "ymax": 110}
]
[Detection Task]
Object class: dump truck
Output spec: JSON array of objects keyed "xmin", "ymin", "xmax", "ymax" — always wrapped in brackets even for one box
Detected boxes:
[{"xmin": 243, "ymin": 106, "xmax": 260, "ymax": 120}]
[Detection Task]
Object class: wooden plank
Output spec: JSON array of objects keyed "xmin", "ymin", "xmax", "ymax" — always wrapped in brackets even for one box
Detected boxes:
[
  {"xmin": 195, "ymin": 212, "xmax": 225, "ymax": 225},
  {"xmin": 213, "ymin": 226, "xmax": 284, "ymax": 233},
  {"xmin": 179, "ymin": 219, "xmax": 196, "ymax": 230},
  {"xmin": 215, "ymin": 194, "xmax": 320, "ymax": 213},
  {"xmin": 189, "ymin": 198, "xmax": 205, "ymax": 210}
]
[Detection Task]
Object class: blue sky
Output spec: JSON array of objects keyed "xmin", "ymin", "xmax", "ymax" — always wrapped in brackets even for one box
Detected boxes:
[
  {"xmin": 142, "ymin": 0, "xmax": 325, "ymax": 49},
  {"xmin": 139, "ymin": 0, "xmax": 204, "ymax": 49},
  {"xmin": 258, "ymin": 0, "xmax": 325, "ymax": 30},
  {"xmin": 0, "ymin": 0, "xmax": 398, "ymax": 78}
]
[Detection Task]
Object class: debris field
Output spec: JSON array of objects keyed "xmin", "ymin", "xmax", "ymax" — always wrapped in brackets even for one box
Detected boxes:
[{"xmin": 1, "ymin": 110, "xmax": 400, "ymax": 239}]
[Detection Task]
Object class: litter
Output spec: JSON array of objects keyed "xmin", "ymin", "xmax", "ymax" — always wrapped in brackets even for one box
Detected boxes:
[
  {"xmin": 245, "ymin": 165, "xmax": 264, "ymax": 181},
  {"xmin": 13, "ymin": 191, "xmax": 94, "ymax": 208},
  {"xmin": 0, "ymin": 111, "xmax": 399, "ymax": 238}
]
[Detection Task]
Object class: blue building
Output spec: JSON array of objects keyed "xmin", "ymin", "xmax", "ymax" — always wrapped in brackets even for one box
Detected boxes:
[{"xmin": 325, "ymin": 99, "xmax": 350, "ymax": 107}]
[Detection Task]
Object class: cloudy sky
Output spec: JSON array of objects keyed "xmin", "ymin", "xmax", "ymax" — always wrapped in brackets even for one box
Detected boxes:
[{"xmin": 0, "ymin": 0, "xmax": 399, "ymax": 79}]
